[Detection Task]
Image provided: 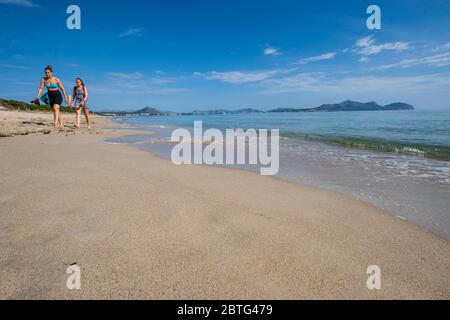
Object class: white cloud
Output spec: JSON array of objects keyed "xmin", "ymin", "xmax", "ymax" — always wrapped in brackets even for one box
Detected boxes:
[
  {"xmin": 264, "ymin": 47, "xmax": 282, "ymax": 56},
  {"xmin": 360, "ymin": 42, "xmax": 409, "ymax": 55},
  {"xmin": 259, "ymin": 72, "xmax": 326, "ymax": 93},
  {"xmin": 359, "ymin": 57, "xmax": 370, "ymax": 63},
  {"xmin": 295, "ymin": 52, "xmax": 336, "ymax": 64},
  {"xmin": 433, "ymin": 42, "xmax": 450, "ymax": 52},
  {"xmin": 62, "ymin": 62, "xmax": 80, "ymax": 68},
  {"xmin": 150, "ymin": 77, "xmax": 172, "ymax": 84},
  {"xmin": 356, "ymin": 35, "xmax": 375, "ymax": 48},
  {"xmin": 377, "ymin": 52, "xmax": 450, "ymax": 69},
  {"xmin": 148, "ymin": 70, "xmax": 184, "ymax": 84},
  {"xmin": 118, "ymin": 27, "xmax": 143, "ymax": 38},
  {"xmin": 194, "ymin": 69, "xmax": 296, "ymax": 84},
  {"xmin": 258, "ymin": 72, "xmax": 450, "ymax": 94},
  {"xmin": 107, "ymin": 72, "xmax": 144, "ymax": 80},
  {"xmin": 91, "ymin": 84, "xmax": 188, "ymax": 95},
  {"xmin": 0, "ymin": 0, "xmax": 38, "ymax": 7},
  {"xmin": 355, "ymin": 35, "xmax": 409, "ymax": 56},
  {"xmin": 1, "ymin": 78, "xmax": 34, "ymax": 86},
  {"xmin": 12, "ymin": 54, "xmax": 26, "ymax": 60},
  {"xmin": 98, "ymin": 71, "xmax": 188, "ymax": 95},
  {"xmin": 0, "ymin": 63, "xmax": 29, "ymax": 69}
]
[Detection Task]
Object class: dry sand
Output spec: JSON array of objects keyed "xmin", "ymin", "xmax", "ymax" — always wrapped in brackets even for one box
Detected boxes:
[{"xmin": 0, "ymin": 110, "xmax": 449, "ymax": 299}]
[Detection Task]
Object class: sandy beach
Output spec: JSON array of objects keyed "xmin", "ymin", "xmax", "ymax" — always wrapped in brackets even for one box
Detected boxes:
[{"xmin": 0, "ymin": 110, "xmax": 449, "ymax": 299}]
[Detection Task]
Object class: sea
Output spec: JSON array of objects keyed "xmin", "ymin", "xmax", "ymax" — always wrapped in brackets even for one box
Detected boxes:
[{"xmin": 107, "ymin": 109, "xmax": 450, "ymax": 240}]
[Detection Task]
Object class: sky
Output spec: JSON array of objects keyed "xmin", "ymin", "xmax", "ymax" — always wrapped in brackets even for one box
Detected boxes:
[{"xmin": 0, "ymin": 0, "xmax": 450, "ymax": 111}]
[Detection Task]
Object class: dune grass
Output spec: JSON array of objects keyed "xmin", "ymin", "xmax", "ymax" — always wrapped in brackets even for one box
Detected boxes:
[{"xmin": 0, "ymin": 98, "xmax": 75, "ymax": 113}]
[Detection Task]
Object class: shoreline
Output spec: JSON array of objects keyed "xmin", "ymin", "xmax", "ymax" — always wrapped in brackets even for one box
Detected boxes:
[
  {"xmin": 1, "ymin": 110, "xmax": 449, "ymax": 299},
  {"xmin": 107, "ymin": 118, "xmax": 450, "ymax": 240}
]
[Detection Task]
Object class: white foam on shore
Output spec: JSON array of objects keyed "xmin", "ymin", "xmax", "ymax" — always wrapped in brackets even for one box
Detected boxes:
[{"xmin": 399, "ymin": 147, "xmax": 426, "ymax": 156}]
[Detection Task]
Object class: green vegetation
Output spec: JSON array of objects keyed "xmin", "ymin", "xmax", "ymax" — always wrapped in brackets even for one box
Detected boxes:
[{"xmin": 0, "ymin": 98, "xmax": 75, "ymax": 113}]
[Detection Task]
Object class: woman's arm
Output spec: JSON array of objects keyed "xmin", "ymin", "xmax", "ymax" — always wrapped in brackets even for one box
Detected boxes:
[
  {"xmin": 57, "ymin": 78, "xmax": 68, "ymax": 103},
  {"xmin": 35, "ymin": 79, "xmax": 44, "ymax": 101}
]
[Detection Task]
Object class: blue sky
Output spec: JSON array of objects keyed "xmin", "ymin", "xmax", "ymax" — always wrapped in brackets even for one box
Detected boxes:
[{"xmin": 0, "ymin": 0, "xmax": 450, "ymax": 111}]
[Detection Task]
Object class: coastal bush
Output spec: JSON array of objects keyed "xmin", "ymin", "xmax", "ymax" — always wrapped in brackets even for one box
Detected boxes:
[{"xmin": 0, "ymin": 98, "xmax": 75, "ymax": 113}]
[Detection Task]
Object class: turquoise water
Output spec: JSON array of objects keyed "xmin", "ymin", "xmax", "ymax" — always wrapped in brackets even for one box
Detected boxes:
[{"xmin": 115, "ymin": 110, "xmax": 450, "ymax": 160}]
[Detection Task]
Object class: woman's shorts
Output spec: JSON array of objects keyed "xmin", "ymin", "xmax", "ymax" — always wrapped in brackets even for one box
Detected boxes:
[
  {"xmin": 74, "ymin": 99, "xmax": 89, "ymax": 110},
  {"xmin": 48, "ymin": 90, "xmax": 63, "ymax": 107}
]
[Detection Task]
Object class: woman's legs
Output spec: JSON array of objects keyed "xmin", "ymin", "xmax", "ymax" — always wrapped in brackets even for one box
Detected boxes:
[
  {"xmin": 58, "ymin": 108, "xmax": 64, "ymax": 127},
  {"xmin": 50, "ymin": 91, "xmax": 64, "ymax": 128},
  {"xmin": 52, "ymin": 105, "xmax": 58, "ymax": 127},
  {"xmin": 53, "ymin": 104, "xmax": 62, "ymax": 128},
  {"xmin": 75, "ymin": 109, "xmax": 81, "ymax": 128},
  {"xmin": 83, "ymin": 108, "xmax": 91, "ymax": 129}
]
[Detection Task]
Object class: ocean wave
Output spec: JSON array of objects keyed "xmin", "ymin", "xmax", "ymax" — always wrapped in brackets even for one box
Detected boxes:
[
  {"xmin": 280, "ymin": 131, "xmax": 450, "ymax": 161},
  {"xmin": 398, "ymin": 147, "xmax": 426, "ymax": 156}
]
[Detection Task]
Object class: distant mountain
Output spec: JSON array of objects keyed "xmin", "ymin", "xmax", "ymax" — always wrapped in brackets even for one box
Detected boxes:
[
  {"xmin": 269, "ymin": 100, "xmax": 414, "ymax": 113},
  {"xmin": 92, "ymin": 100, "xmax": 415, "ymax": 116},
  {"xmin": 98, "ymin": 106, "xmax": 173, "ymax": 116},
  {"xmin": 267, "ymin": 108, "xmax": 299, "ymax": 113},
  {"xmin": 185, "ymin": 108, "xmax": 262, "ymax": 115},
  {"xmin": 131, "ymin": 107, "xmax": 162, "ymax": 115},
  {"xmin": 382, "ymin": 103, "xmax": 415, "ymax": 111},
  {"xmin": 1, "ymin": 96, "xmax": 415, "ymax": 116}
]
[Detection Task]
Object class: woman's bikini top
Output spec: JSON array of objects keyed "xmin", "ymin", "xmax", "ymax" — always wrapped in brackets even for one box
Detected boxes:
[{"xmin": 44, "ymin": 79, "xmax": 59, "ymax": 90}]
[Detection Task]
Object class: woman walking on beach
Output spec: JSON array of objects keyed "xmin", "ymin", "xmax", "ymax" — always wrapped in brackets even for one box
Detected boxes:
[
  {"xmin": 70, "ymin": 78, "xmax": 91, "ymax": 129},
  {"xmin": 34, "ymin": 66, "xmax": 69, "ymax": 128}
]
